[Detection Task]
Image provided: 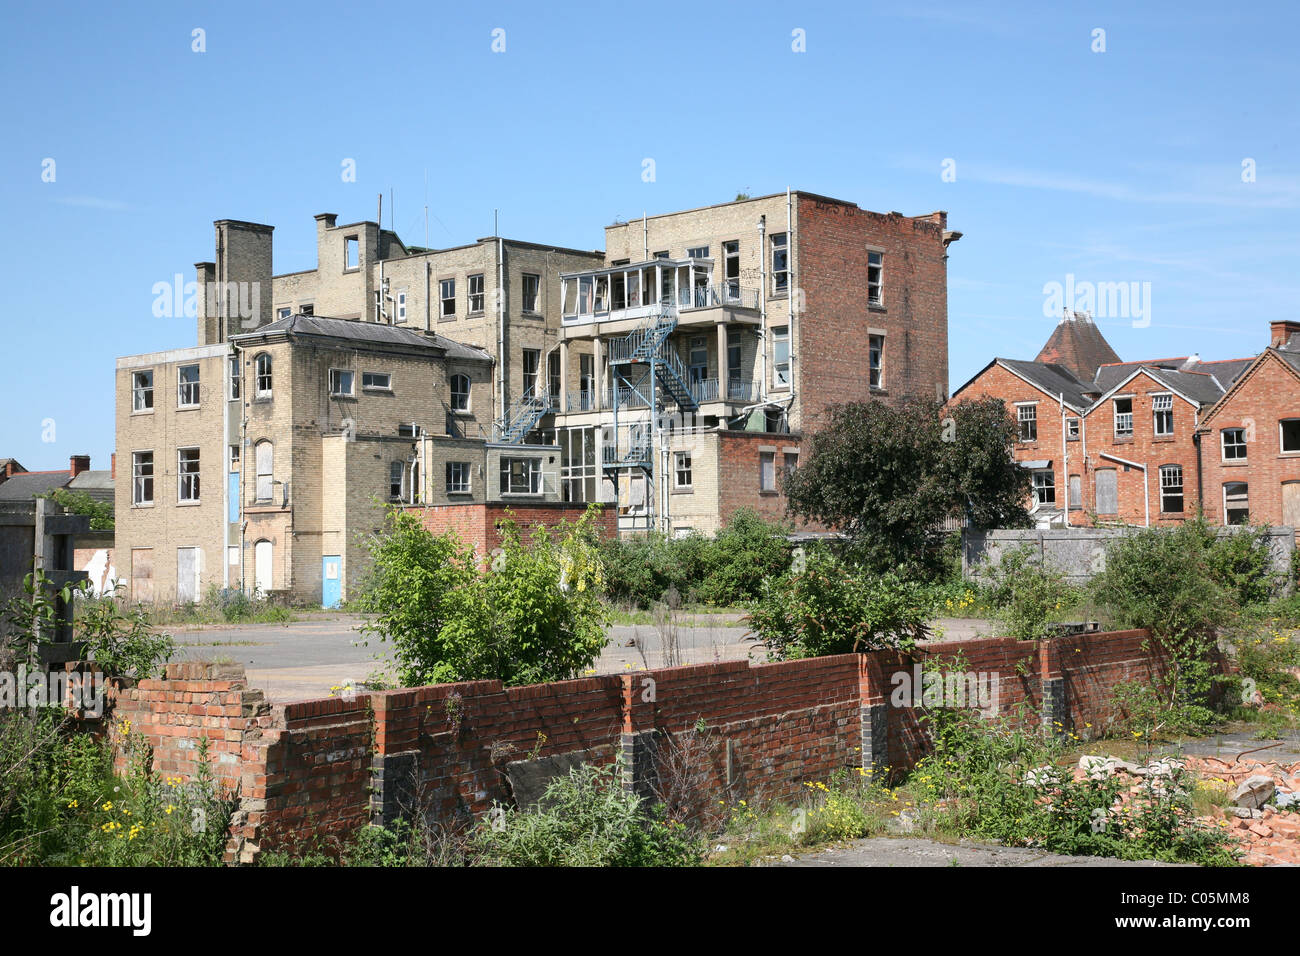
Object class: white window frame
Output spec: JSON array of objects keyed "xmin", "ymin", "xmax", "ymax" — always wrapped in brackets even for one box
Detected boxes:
[
  {"xmin": 1280, "ymin": 419, "xmax": 1300, "ymax": 454},
  {"xmin": 759, "ymin": 451, "xmax": 776, "ymax": 492},
  {"xmin": 446, "ymin": 460, "xmax": 471, "ymax": 495},
  {"xmin": 255, "ymin": 441, "xmax": 273, "ymax": 502},
  {"xmin": 255, "ymin": 353, "xmax": 273, "ymax": 398},
  {"xmin": 772, "ymin": 326, "xmax": 790, "ymax": 389},
  {"xmin": 500, "ymin": 457, "xmax": 542, "ymax": 495},
  {"xmin": 1031, "ymin": 469, "xmax": 1056, "ymax": 509},
  {"xmin": 1224, "ymin": 481, "xmax": 1250, "ymax": 524},
  {"xmin": 440, "ymin": 279, "xmax": 456, "ymax": 318},
  {"xmin": 522, "ymin": 273, "xmax": 541, "ymax": 313},
  {"xmin": 1065, "ymin": 417, "xmax": 1081, "ymax": 440},
  {"xmin": 276, "ymin": 307, "xmax": 292, "ymax": 320},
  {"xmin": 1159, "ymin": 464, "xmax": 1184, "ymax": 513},
  {"xmin": 674, "ymin": 452, "xmax": 692, "ymax": 489},
  {"xmin": 228, "ymin": 355, "xmax": 241, "ymax": 401},
  {"xmin": 1152, "ymin": 393, "xmax": 1174, "ymax": 437},
  {"xmin": 867, "ymin": 250, "xmax": 883, "ymax": 305},
  {"xmin": 868, "ymin": 333, "xmax": 885, "ymax": 389},
  {"xmin": 468, "ymin": 274, "xmax": 485, "ymax": 314},
  {"xmin": 770, "ymin": 232, "xmax": 788, "ymax": 294},
  {"xmin": 1222, "ymin": 427, "xmax": 1248, "ymax": 461},
  {"xmin": 177, "ymin": 364, "xmax": 200, "ymax": 408},
  {"xmin": 131, "ymin": 451, "xmax": 153, "ymax": 506},
  {"xmin": 1016, "ymin": 403, "xmax": 1038, "ymax": 443},
  {"xmin": 450, "ymin": 373, "xmax": 471, "ymax": 411},
  {"xmin": 396, "ymin": 290, "xmax": 407, "ymax": 323},
  {"xmin": 132, "ymin": 369, "xmax": 154, "ymax": 412},
  {"xmin": 362, "ymin": 371, "xmax": 392, "ymax": 391},
  {"xmin": 177, "ymin": 447, "xmax": 200, "ymax": 503},
  {"xmin": 1113, "ymin": 396, "xmax": 1134, "ymax": 439},
  {"xmin": 328, "ymin": 368, "xmax": 355, "ymax": 397}
]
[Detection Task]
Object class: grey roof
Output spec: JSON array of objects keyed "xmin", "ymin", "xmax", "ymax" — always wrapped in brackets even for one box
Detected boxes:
[
  {"xmin": 998, "ymin": 359, "xmax": 1096, "ymax": 410},
  {"xmin": 67, "ymin": 470, "xmax": 114, "ymax": 504},
  {"xmin": 1094, "ymin": 357, "xmax": 1255, "ymax": 407},
  {"xmin": 0, "ymin": 471, "xmax": 71, "ymax": 500},
  {"xmin": 232, "ymin": 314, "xmax": 492, "ymax": 363}
]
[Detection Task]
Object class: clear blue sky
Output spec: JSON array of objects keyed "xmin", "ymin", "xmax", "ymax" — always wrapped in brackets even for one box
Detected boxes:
[{"xmin": 2, "ymin": 0, "xmax": 1296, "ymax": 470}]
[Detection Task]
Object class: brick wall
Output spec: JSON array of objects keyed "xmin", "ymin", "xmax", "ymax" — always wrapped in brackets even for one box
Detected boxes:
[
  {"xmin": 408, "ymin": 501, "xmax": 617, "ymax": 558},
  {"xmin": 108, "ymin": 628, "xmax": 1178, "ymax": 862}
]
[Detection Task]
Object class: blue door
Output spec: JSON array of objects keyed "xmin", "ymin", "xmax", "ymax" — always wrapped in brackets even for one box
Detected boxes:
[{"xmin": 321, "ymin": 555, "xmax": 342, "ymax": 609}]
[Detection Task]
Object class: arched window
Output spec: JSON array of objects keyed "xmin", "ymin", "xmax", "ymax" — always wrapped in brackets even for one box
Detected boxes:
[
  {"xmin": 255, "ymin": 440, "xmax": 273, "ymax": 501},
  {"xmin": 255, "ymin": 353, "xmax": 273, "ymax": 398},
  {"xmin": 254, "ymin": 539, "xmax": 273, "ymax": 595},
  {"xmin": 450, "ymin": 373, "xmax": 470, "ymax": 411}
]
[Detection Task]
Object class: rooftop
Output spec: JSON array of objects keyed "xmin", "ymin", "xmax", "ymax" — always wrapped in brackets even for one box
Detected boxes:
[{"xmin": 231, "ymin": 314, "xmax": 493, "ymax": 363}]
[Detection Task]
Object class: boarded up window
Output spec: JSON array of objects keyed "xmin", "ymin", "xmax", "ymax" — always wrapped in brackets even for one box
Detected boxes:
[
  {"xmin": 131, "ymin": 548, "xmax": 153, "ymax": 604},
  {"xmin": 1068, "ymin": 475, "xmax": 1082, "ymax": 510},
  {"xmin": 1096, "ymin": 469, "xmax": 1118, "ymax": 515},
  {"xmin": 1284, "ymin": 482, "xmax": 1300, "ymax": 529},
  {"xmin": 177, "ymin": 547, "xmax": 200, "ymax": 603}
]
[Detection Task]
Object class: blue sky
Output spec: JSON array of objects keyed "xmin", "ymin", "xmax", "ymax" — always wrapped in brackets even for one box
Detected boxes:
[{"xmin": 2, "ymin": 0, "xmax": 1296, "ymax": 469}]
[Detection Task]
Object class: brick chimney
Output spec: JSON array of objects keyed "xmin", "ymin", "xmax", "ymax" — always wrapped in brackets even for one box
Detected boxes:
[
  {"xmin": 69, "ymin": 454, "xmax": 89, "ymax": 478},
  {"xmin": 1270, "ymin": 320, "xmax": 1300, "ymax": 347}
]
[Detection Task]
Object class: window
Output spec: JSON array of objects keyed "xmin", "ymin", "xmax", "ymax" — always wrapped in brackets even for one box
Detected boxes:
[
  {"xmin": 299, "ymin": 304, "xmax": 314, "ymax": 316},
  {"xmin": 228, "ymin": 355, "xmax": 241, "ymax": 400},
  {"xmin": 1017, "ymin": 404, "xmax": 1038, "ymax": 442},
  {"xmin": 1281, "ymin": 419, "xmax": 1300, "ymax": 453},
  {"xmin": 548, "ymin": 352, "xmax": 561, "ymax": 403},
  {"xmin": 727, "ymin": 330, "xmax": 743, "ymax": 386},
  {"xmin": 1068, "ymin": 474, "xmax": 1082, "ymax": 510},
  {"xmin": 500, "ymin": 457, "xmax": 541, "ymax": 495},
  {"xmin": 1160, "ymin": 464, "xmax": 1184, "ymax": 513},
  {"xmin": 867, "ymin": 250, "xmax": 883, "ymax": 305},
  {"xmin": 255, "ymin": 353, "xmax": 272, "ymax": 398},
  {"xmin": 773, "ymin": 326, "xmax": 790, "ymax": 388},
  {"xmin": 255, "ymin": 441, "xmax": 273, "ymax": 502},
  {"xmin": 674, "ymin": 452, "xmax": 692, "ymax": 489},
  {"xmin": 1114, "ymin": 397, "xmax": 1133, "ymax": 438},
  {"xmin": 178, "ymin": 448, "xmax": 200, "ymax": 502},
  {"xmin": 1032, "ymin": 470, "xmax": 1056, "ymax": 508},
  {"xmin": 396, "ymin": 290, "xmax": 407, "ymax": 323},
  {"xmin": 446, "ymin": 461, "xmax": 471, "ymax": 494},
  {"xmin": 329, "ymin": 369, "xmax": 355, "ymax": 397},
  {"xmin": 229, "ymin": 444, "xmax": 240, "ymax": 469},
  {"xmin": 450, "ymin": 373, "xmax": 470, "ymax": 411},
  {"xmin": 1095, "ymin": 468, "xmax": 1118, "ymax": 515},
  {"xmin": 784, "ymin": 452, "xmax": 798, "ymax": 480},
  {"xmin": 362, "ymin": 371, "xmax": 391, "ymax": 391},
  {"xmin": 522, "ymin": 273, "xmax": 540, "ymax": 313},
  {"xmin": 344, "ymin": 236, "xmax": 358, "ymax": 271},
  {"xmin": 1152, "ymin": 394, "xmax": 1174, "ymax": 436},
  {"xmin": 771, "ymin": 232, "xmax": 788, "ymax": 294},
  {"xmin": 1066, "ymin": 417, "xmax": 1081, "ymax": 440},
  {"xmin": 652, "ymin": 250, "xmax": 669, "ymax": 260},
  {"xmin": 686, "ymin": 245, "xmax": 709, "ymax": 260},
  {"xmin": 688, "ymin": 336, "xmax": 707, "ymax": 384},
  {"xmin": 398, "ymin": 423, "xmax": 419, "ymax": 439},
  {"xmin": 132, "ymin": 370, "xmax": 154, "ymax": 411},
  {"xmin": 177, "ymin": 364, "xmax": 200, "ymax": 407},
  {"xmin": 759, "ymin": 451, "xmax": 776, "ymax": 491},
  {"xmin": 440, "ymin": 279, "xmax": 456, "ymax": 318},
  {"xmin": 723, "ymin": 240, "xmax": 740, "ymax": 298},
  {"xmin": 131, "ymin": 451, "xmax": 153, "ymax": 505},
  {"xmin": 389, "ymin": 461, "xmax": 404, "ymax": 500},
  {"xmin": 277, "ymin": 307, "xmax": 292, "ymax": 320},
  {"xmin": 559, "ymin": 426, "xmax": 599, "ymax": 502},
  {"xmin": 869, "ymin": 334, "xmax": 884, "ymax": 389},
  {"xmin": 522, "ymin": 349, "xmax": 540, "ymax": 397},
  {"xmin": 1224, "ymin": 481, "xmax": 1250, "ymax": 524},
  {"xmin": 1222, "ymin": 427, "xmax": 1247, "ymax": 460},
  {"xmin": 468, "ymin": 274, "xmax": 484, "ymax": 314}
]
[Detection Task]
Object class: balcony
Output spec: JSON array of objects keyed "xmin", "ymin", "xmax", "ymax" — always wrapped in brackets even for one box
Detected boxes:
[
  {"xmin": 560, "ymin": 257, "xmax": 760, "ymax": 331},
  {"xmin": 559, "ymin": 379, "xmax": 759, "ymax": 416}
]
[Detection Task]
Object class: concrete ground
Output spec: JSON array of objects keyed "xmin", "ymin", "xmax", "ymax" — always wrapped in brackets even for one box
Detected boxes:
[{"xmin": 771, "ymin": 836, "xmax": 1185, "ymax": 867}]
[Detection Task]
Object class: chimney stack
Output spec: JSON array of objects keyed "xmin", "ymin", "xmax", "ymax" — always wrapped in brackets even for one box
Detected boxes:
[
  {"xmin": 1271, "ymin": 320, "xmax": 1300, "ymax": 348},
  {"xmin": 110, "ymin": 453, "xmax": 116, "ymax": 481},
  {"xmin": 69, "ymin": 454, "xmax": 89, "ymax": 478}
]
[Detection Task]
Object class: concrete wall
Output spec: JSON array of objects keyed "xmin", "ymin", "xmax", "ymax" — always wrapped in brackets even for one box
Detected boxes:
[{"xmin": 964, "ymin": 525, "xmax": 1296, "ymax": 585}]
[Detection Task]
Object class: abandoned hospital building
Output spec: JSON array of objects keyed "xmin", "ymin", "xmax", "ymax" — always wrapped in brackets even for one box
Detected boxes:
[{"xmin": 114, "ymin": 191, "xmax": 960, "ymax": 605}]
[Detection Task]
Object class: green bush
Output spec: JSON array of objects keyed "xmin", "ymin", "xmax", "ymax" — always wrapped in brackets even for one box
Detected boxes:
[
  {"xmin": 356, "ymin": 504, "xmax": 609, "ymax": 687},
  {"xmin": 984, "ymin": 546, "xmax": 1078, "ymax": 640},
  {"xmin": 694, "ymin": 510, "xmax": 791, "ymax": 606},
  {"xmin": 746, "ymin": 551, "xmax": 932, "ymax": 659},
  {"xmin": 471, "ymin": 761, "xmax": 702, "ymax": 867}
]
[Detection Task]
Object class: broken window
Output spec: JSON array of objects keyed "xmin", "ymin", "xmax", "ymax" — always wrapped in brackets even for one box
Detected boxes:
[
  {"xmin": 177, "ymin": 364, "xmax": 200, "ymax": 407},
  {"xmin": 1222, "ymin": 427, "xmax": 1247, "ymax": 460},
  {"xmin": 1152, "ymin": 394, "xmax": 1174, "ymax": 436},
  {"xmin": 869, "ymin": 334, "xmax": 884, "ymax": 389},
  {"xmin": 773, "ymin": 326, "xmax": 790, "ymax": 388},
  {"xmin": 500, "ymin": 457, "xmax": 541, "ymax": 495},
  {"xmin": 133, "ymin": 370, "xmax": 154, "ymax": 412},
  {"xmin": 1224, "ymin": 481, "xmax": 1249, "ymax": 524},
  {"xmin": 1160, "ymin": 464, "xmax": 1184, "ymax": 513},
  {"xmin": 723, "ymin": 240, "xmax": 740, "ymax": 300},
  {"xmin": 329, "ymin": 369, "xmax": 354, "ymax": 397},
  {"xmin": 389, "ymin": 461, "xmax": 405, "ymax": 500},
  {"xmin": 771, "ymin": 232, "xmax": 788, "ymax": 294},
  {"xmin": 1032, "ymin": 470, "xmax": 1056, "ymax": 508},
  {"xmin": 1281, "ymin": 419, "xmax": 1300, "ymax": 453},
  {"xmin": 1066, "ymin": 417, "xmax": 1081, "ymax": 440},
  {"xmin": 867, "ymin": 251, "xmax": 883, "ymax": 305},
  {"xmin": 450, "ymin": 373, "xmax": 470, "ymax": 411},
  {"xmin": 228, "ymin": 355, "xmax": 240, "ymax": 400},
  {"xmin": 675, "ymin": 452, "xmax": 692, "ymax": 489},
  {"xmin": 522, "ymin": 273, "xmax": 540, "ymax": 313},
  {"xmin": 1113, "ymin": 397, "xmax": 1133, "ymax": 438},
  {"xmin": 344, "ymin": 235, "xmax": 358, "ymax": 271},
  {"xmin": 177, "ymin": 448, "xmax": 200, "ymax": 502},
  {"xmin": 1017, "ymin": 404, "xmax": 1038, "ymax": 442},
  {"xmin": 132, "ymin": 451, "xmax": 153, "ymax": 506}
]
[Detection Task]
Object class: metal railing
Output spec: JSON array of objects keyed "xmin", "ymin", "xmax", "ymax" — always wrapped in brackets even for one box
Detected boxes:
[
  {"xmin": 677, "ymin": 283, "xmax": 760, "ymax": 311},
  {"xmin": 689, "ymin": 378, "xmax": 759, "ymax": 403}
]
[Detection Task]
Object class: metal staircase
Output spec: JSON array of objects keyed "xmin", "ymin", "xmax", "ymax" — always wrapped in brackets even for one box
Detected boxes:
[
  {"xmin": 607, "ymin": 306, "xmax": 698, "ymax": 416},
  {"xmin": 494, "ymin": 385, "xmax": 552, "ymax": 444}
]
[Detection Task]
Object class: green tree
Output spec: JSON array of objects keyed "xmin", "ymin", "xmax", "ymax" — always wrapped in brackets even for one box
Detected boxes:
[
  {"xmin": 355, "ymin": 505, "xmax": 610, "ymax": 687},
  {"xmin": 42, "ymin": 488, "xmax": 114, "ymax": 531},
  {"xmin": 782, "ymin": 397, "xmax": 1029, "ymax": 573}
]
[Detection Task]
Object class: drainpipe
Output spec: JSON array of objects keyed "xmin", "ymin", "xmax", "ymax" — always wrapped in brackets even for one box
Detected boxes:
[
  {"xmin": 786, "ymin": 187, "xmax": 794, "ymax": 424},
  {"xmin": 497, "ymin": 213, "xmax": 505, "ymax": 426},
  {"xmin": 425, "ymin": 260, "xmax": 431, "ymax": 331},
  {"xmin": 1060, "ymin": 393, "xmax": 1068, "ymax": 528},
  {"xmin": 1194, "ymin": 430, "xmax": 1205, "ymax": 518},
  {"xmin": 1100, "ymin": 451, "xmax": 1150, "ymax": 527},
  {"xmin": 758, "ymin": 214, "xmax": 767, "ymax": 411}
]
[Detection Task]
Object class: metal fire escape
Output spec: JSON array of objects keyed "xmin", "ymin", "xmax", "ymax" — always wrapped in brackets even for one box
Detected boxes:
[{"xmin": 603, "ymin": 304, "xmax": 698, "ymax": 529}]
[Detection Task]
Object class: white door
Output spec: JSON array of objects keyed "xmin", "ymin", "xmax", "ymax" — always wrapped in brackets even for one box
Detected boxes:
[
  {"xmin": 254, "ymin": 540, "xmax": 273, "ymax": 595},
  {"xmin": 176, "ymin": 547, "xmax": 200, "ymax": 603}
]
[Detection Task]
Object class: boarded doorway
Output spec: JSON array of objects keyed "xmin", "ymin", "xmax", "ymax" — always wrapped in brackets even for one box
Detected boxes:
[
  {"xmin": 1282, "ymin": 482, "xmax": 1300, "ymax": 529},
  {"xmin": 176, "ymin": 547, "xmax": 200, "ymax": 603},
  {"xmin": 130, "ymin": 548, "xmax": 153, "ymax": 604}
]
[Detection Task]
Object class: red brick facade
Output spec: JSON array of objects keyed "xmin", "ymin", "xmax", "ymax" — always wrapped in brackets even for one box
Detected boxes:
[
  {"xmin": 716, "ymin": 430, "xmax": 809, "ymax": 528},
  {"xmin": 408, "ymin": 501, "xmax": 617, "ymax": 557},
  {"xmin": 795, "ymin": 197, "xmax": 951, "ymax": 431},
  {"xmin": 1197, "ymin": 351, "xmax": 1300, "ymax": 529}
]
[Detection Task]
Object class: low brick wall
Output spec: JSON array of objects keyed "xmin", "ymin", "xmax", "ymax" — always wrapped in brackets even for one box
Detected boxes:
[
  {"xmin": 109, "ymin": 627, "xmax": 1177, "ymax": 862},
  {"xmin": 407, "ymin": 501, "xmax": 617, "ymax": 559}
]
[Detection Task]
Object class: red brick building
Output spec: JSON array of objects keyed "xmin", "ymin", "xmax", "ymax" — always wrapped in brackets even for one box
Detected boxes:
[{"xmin": 952, "ymin": 312, "xmax": 1256, "ymax": 528}]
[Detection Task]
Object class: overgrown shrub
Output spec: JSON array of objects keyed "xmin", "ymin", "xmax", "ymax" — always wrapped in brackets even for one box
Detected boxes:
[
  {"xmin": 984, "ymin": 545, "xmax": 1078, "ymax": 640},
  {"xmin": 471, "ymin": 761, "xmax": 702, "ymax": 867},
  {"xmin": 694, "ymin": 510, "xmax": 791, "ymax": 606},
  {"xmin": 746, "ymin": 551, "xmax": 932, "ymax": 659},
  {"xmin": 356, "ymin": 505, "xmax": 609, "ymax": 687}
]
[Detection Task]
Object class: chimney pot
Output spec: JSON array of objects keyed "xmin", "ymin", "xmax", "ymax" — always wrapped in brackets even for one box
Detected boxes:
[{"xmin": 69, "ymin": 455, "xmax": 90, "ymax": 478}]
